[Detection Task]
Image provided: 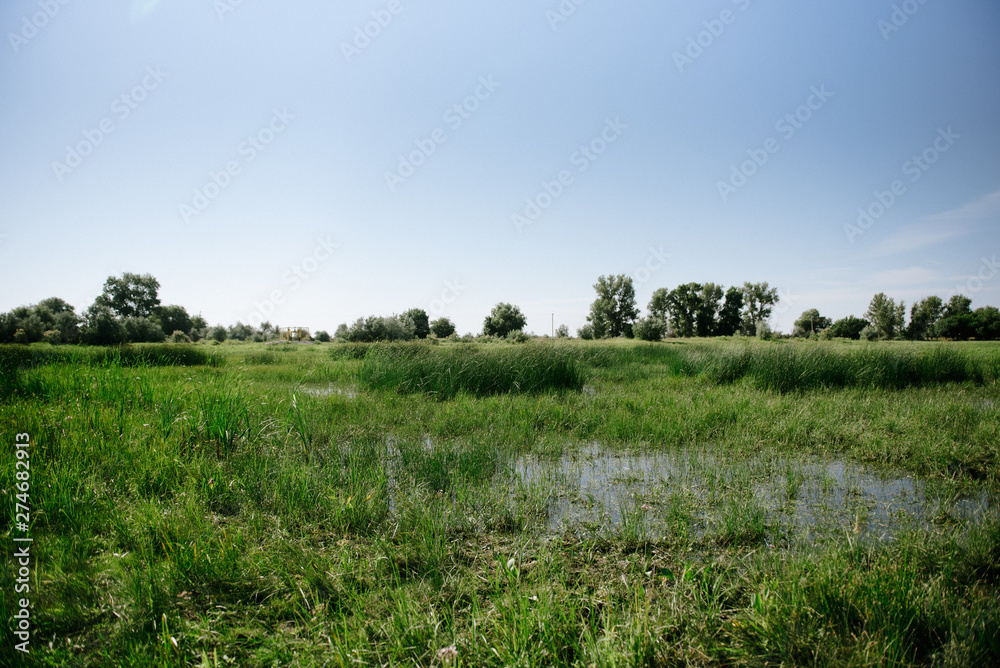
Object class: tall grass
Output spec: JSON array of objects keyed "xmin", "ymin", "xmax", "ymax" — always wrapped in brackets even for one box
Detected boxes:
[
  {"xmin": 360, "ymin": 342, "xmax": 585, "ymax": 398},
  {"xmin": 693, "ymin": 343, "xmax": 998, "ymax": 392},
  {"xmin": 0, "ymin": 343, "xmax": 215, "ymax": 369}
]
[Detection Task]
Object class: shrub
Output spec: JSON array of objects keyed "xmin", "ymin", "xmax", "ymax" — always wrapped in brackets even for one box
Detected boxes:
[
  {"xmin": 208, "ymin": 326, "xmax": 228, "ymax": 342},
  {"xmin": 315, "ymin": 330, "xmax": 331, "ymax": 342},
  {"xmin": 124, "ymin": 316, "xmax": 166, "ymax": 343},
  {"xmin": 632, "ymin": 316, "xmax": 666, "ymax": 341},
  {"xmin": 577, "ymin": 324, "xmax": 595, "ymax": 340},
  {"xmin": 168, "ymin": 330, "xmax": 192, "ymax": 343},
  {"xmin": 859, "ymin": 325, "xmax": 878, "ymax": 341},
  {"xmin": 430, "ymin": 318, "xmax": 456, "ymax": 338}
]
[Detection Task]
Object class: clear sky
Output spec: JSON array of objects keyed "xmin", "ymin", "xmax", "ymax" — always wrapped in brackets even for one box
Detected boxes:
[{"xmin": 2, "ymin": 0, "xmax": 998, "ymax": 335}]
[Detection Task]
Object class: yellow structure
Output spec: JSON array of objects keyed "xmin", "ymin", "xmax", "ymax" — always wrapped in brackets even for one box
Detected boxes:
[{"xmin": 278, "ymin": 326, "xmax": 310, "ymax": 342}]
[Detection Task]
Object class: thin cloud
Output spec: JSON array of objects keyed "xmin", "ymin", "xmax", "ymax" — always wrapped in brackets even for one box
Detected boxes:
[{"xmin": 867, "ymin": 189, "xmax": 1000, "ymax": 258}]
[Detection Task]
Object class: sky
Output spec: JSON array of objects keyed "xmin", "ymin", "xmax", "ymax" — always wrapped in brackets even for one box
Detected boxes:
[{"xmin": 1, "ymin": 0, "xmax": 999, "ymax": 336}]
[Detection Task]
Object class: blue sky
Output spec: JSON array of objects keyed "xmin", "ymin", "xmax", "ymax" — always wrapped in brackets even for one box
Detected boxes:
[{"xmin": 2, "ymin": 0, "xmax": 998, "ymax": 335}]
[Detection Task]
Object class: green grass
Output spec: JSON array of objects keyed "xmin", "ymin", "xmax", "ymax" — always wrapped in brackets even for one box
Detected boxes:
[
  {"xmin": 1, "ymin": 338, "xmax": 998, "ymax": 666},
  {"xmin": 360, "ymin": 341, "xmax": 586, "ymax": 398}
]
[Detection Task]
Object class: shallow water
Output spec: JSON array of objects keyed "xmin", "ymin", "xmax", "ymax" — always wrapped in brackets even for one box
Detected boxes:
[
  {"xmin": 514, "ymin": 443, "xmax": 992, "ymax": 544},
  {"xmin": 297, "ymin": 384, "xmax": 356, "ymax": 398}
]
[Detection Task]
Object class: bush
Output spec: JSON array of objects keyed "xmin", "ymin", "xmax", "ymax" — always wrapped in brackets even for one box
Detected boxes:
[
  {"xmin": 124, "ymin": 316, "xmax": 166, "ymax": 343},
  {"xmin": 315, "ymin": 330, "xmax": 331, "ymax": 342},
  {"xmin": 208, "ymin": 326, "xmax": 228, "ymax": 342},
  {"xmin": 168, "ymin": 330, "xmax": 192, "ymax": 343},
  {"xmin": 360, "ymin": 343, "xmax": 585, "ymax": 398},
  {"xmin": 859, "ymin": 325, "xmax": 878, "ymax": 341},
  {"xmin": 632, "ymin": 316, "xmax": 666, "ymax": 341},
  {"xmin": 577, "ymin": 324, "xmax": 595, "ymax": 340},
  {"xmin": 336, "ymin": 315, "xmax": 415, "ymax": 342},
  {"xmin": 430, "ymin": 318, "xmax": 456, "ymax": 338},
  {"xmin": 828, "ymin": 316, "xmax": 871, "ymax": 340}
]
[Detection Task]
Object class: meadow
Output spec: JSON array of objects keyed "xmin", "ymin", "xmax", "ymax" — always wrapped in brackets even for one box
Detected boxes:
[{"xmin": 1, "ymin": 338, "xmax": 998, "ymax": 667}]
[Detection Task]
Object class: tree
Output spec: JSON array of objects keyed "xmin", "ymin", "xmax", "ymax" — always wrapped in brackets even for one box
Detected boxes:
[
  {"xmin": 555, "ymin": 324, "xmax": 569, "ymax": 338},
  {"xmin": 934, "ymin": 314, "xmax": 976, "ymax": 340},
  {"xmin": 430, "ymin": 317, "xmax": 456, "ymax": 338},
  {"xmin": 338, "ymin": 315, "xmax": 415, "ymax": 342},
  {"xmin": 586, "ymin": 275, "xmax": 638, "ymax": 338},
  {"xmin": 80, "ymin": 304, "xmax": 127, "ymax": 346},
  {"xmin": 716, "ymin": 287, "xmax": 744, "ymax": 336},
  {"xmin": 403, "ymin": 308, "xmax": 430, "ymax": 339},
  {"xmin": 828, "ymin": 316, "xmax": 869, "ymax": 340},
  {"xmin": 793, "ymin": 309, "xmax": 831, "ymax": 337},
  {"xmin": 632, "ymin": 316, "xmax": 667, "ymax": 341},
  {"xmin": 577, "ymin": 324, "xmax": 595, "ymax": 340},
  {"xmin": 696, "ymin": 283, "xmax": 724, "ymax": 337},
  {"xmin": 740, "ymin": 282, "xmax": 779, "ymax": 335},
  {"xmin": 974, "ymin": 306, "xmax": 1000, "ymax": 340},
  {"xmin": 155, "ymin": 305, "xmax": 192, "ymax": 338},
  {"xmin": 95, "ymin": 272, "xmax": 161, "ymax": 318},
  {"xmin": 664, "ymin": 283, "xmax": 701, "ymax": 338},
  {"xmin": 906, "ymin": 296, "xmax": 943, "ymax": 340},
  {"xmin": 315, "ymin": 330, "xmax": 331, "ymax": 342},
  {"xmin": 124, "ymin": 317, "xmax": 166, "ymax": 343},
  {"xmin": 483, "ymin": 303, "xmax": 527, "ymax": 338},
  {"xmin": 943, "ymin": 294, "xmax": 972, "ymax": 318},
  {"xmin": 865, "ymin": 293, "xmax": 906, "ymax": 339},
  {"xmin": 189, "ymin": 315, "xmax": 208, "ymax": 341},
  {"xmin": 208, "ymin": 325, "xmax": 228, "ymax": 342}
]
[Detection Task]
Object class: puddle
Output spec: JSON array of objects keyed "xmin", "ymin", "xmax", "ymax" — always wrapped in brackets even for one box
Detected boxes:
[
  {"xmin": 514, "ymin": 443, "xmax": 993, "ymax": 544},
  {"xmin": 297, "ymin": 385, "xmax": 356, "ymax": 398}
]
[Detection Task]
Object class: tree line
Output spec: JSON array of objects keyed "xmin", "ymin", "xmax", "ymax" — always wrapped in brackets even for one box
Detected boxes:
[{"xmin": 3, "ymin": 272, "xmax": 998, "ymax": 346}]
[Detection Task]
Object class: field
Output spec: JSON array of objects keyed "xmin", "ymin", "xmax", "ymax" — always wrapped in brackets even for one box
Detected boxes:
[{"xmin": 2, "ymin": 338, "xmax": 999, "ymax": 667}]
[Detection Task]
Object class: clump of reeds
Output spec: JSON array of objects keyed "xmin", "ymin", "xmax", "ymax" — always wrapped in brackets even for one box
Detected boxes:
[
  {"xmin": 360, "ymin": 343, "xmax": 585, "ymax": 398},
  {"xmin": 695, "ymin": 343, "xmax": 995, "ymax": 392}
]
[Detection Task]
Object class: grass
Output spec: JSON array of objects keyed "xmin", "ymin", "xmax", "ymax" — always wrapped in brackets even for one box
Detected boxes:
[
  {"xmin": 0, "ymin": 337, "xmax": 998, "ymax": 666},
  {"xmin": 359, "ymin": 341, "xmax": 585, "ymax": 398}
]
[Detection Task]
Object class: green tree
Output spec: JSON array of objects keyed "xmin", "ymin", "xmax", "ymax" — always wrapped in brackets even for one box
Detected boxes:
[
  {"xmin": 716, "ymin": 287, "xmax": 744, "ymax": 336},
  {"xmin": 403, "ymin": 308, "xmax": 430, "ymax": 339},
  {"xmin": 828, "ymin": 316, "xmax": 869, "ymax": 340},
  {"xmin": 555, "ymin": 324, "xmax": 569, "ymax": 338},
  {"xmin": 587, "ymin": 275, "xmax": 638, "ymax": 338},
  {"xmin": 793, "ymin": 309, "xmax": 831, "ymax": 337},
  {"xmin": 740, "ymin": 282, "xmax": 779, "ymax": 335},
  {"xmin": 483, "ymin": 303, "xmax": 526, "ymax": 338},
  {"xmin": 664, "ymin": 283, "xmax": 701, "ymax": 338},
  {"xmin": 577, "ymin": 323, "xmax": 595, "ymax": 340},
  {"xmin": 695, "ymin": 283, "xmax": 723, "ymax": 337},
  {"xmin": 95, "ymin": 272, "xmax": 161, "ymax": 318},
  {"xmin": 124, "ymin": 317, "xmax": 166, "ymax": 343},
  {"xmin": 906, "ymin": 296, "xmax": 943, "ymax": 340},
  {"xmin": 155, "ymin": 305, "xmax": 192, "ymax": 338},
  {"xmin": 943, "ymin": 294, "xmax": 972, "ymax": 318},
  {"xmin": 865, "ymin": 293, "xmax": 906, "ymax": 339},
  {"xmin": 430, "ymin": 317, "xmax": 456, "ymax": 338},
  {"xmin": 208, "ymin": 325, "xmax": 228, "ymax": 342},
  {"xmin": 974, "ymin": 306, "xmax": 1000, "ymax": 340},
  {"xmin": 81, "ymin": 304, "xmax": 127, "ymax": 345}
]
